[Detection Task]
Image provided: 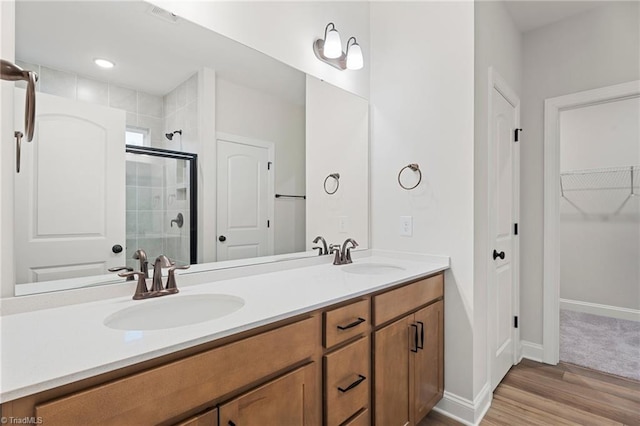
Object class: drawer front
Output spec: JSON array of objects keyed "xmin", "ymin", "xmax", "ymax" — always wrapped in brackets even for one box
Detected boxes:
[
  {"xmin": 323, "ymin": 299, "xmax": 370, "ymax": 348},
  {"xmin": 324, "ymin": 336, "xmax": 370, "ymax": 426},
  {"xmin": 36, "ymin": 316, "xmax": 319, "ymax": 426},
  {"xmin": 343, "ymin": 408, "xmax": 370, "ymax": 426},
  {"xmin": 373, "ymin": 273, "xmax": 443, "ymax": 326}
]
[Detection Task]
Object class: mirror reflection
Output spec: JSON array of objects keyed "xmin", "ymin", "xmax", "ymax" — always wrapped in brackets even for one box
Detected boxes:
[{"xmin": 14, "ymin": 1, "xmax": 309, "ymax": 294}]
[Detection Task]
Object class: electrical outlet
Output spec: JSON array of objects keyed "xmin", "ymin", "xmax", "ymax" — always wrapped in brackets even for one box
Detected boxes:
[
  {"xmin": 400, "ymin": 216, "xmax": 413, "ymax": 237},
  {"xmin": 338, "ymin": 216, "xmax": 348, "ymax": 233}
]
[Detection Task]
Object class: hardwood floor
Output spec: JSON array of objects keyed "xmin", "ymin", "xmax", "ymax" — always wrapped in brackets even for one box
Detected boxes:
[{"xmin": 419, "ymin": 359, "xmax": 640, "ymax": 426}]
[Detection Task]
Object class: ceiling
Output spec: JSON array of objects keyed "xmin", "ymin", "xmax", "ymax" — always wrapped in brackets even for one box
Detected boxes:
[
  {"xmin": 504, "ymin": 1, "xmax": 608, "ymax": 33},
  {"xmin": 16, "ymin": 1, "xmax": 305, "ymax": 104}
]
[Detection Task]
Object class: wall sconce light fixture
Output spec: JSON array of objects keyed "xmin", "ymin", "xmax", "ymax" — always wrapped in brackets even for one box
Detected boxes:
[{"xmin": 313, "ymin": 23, "xmax": 363, "ymax": 71}]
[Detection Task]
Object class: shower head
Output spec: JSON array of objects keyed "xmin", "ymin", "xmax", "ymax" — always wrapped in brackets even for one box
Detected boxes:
[{"xmin": 165, "ymin": 129, "xmax": 182, "ymax": 140}]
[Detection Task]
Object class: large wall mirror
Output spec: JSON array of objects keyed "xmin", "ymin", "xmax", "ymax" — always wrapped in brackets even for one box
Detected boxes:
[{"xmin": 13, "ymin": 1, "xmax": 369, "ymax": 296}]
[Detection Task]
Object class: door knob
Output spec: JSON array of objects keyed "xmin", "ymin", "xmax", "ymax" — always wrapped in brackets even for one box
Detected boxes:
[
  {"xmin": 493, "ymin": 249, "xmax": 505, "ymax": 260},
  {"xmin": 112, "ymin": 244, "xmax": 123, "ymax": 254},
  {"xmin": 218, "ymin": 235, "xmax": 227, "ymax": 242}
]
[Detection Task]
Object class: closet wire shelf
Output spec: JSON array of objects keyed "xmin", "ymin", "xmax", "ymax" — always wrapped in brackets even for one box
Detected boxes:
[{"xmin": 560, "ymin": 166, "xmax": 639, "ymax": 218}]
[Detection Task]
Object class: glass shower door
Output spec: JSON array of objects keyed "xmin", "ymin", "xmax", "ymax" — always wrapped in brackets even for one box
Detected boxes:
[{"xmin": 125, "ymin": 146, "xmax": 197, "ymax": 269}]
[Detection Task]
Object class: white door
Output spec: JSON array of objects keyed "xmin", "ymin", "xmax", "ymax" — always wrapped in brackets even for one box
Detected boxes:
[
  {"xmin": 488, "ymin": 76, "xmax": 520, "ymax": 390},
  {"xmin": 216, "ymin": 138, "xmax": 272, "ymax": 261},
  {"xmin": 14, "ymin": 89, "xmax": 126, "ymax": 284}
]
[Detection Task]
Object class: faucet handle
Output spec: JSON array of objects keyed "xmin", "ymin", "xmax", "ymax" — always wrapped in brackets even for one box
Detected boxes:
[
  {"xmin": 118, "ymin": 271, "xmax": 149, "ymax": 299},
  {"xmin": 165, "ymin": 264, "xmax": 190, "ymax": 294},
  {"xmin": 108, "ymin": 266, "xmax": 134, "ymax": 280},
  {"xmin": 330, "ymin": 245, "xmax": 342, "ymax": 265}
]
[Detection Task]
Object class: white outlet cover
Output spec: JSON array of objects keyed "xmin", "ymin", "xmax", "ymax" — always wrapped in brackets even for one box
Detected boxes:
[
  {"xmin": 400, "ymin": 216, "xmax": 413, "ymax": 237},
  {"xmin": 338, "ymin": 216, "xmax": 348, "ymax": 233}
]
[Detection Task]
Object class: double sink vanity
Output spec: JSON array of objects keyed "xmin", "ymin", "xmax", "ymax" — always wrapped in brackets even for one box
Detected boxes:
[{"xmin": 1, "ymin": 251, "xmax": 448, "ymax": 425}]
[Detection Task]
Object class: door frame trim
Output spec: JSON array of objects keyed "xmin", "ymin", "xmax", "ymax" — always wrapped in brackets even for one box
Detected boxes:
[
  {"xmin": 542, "ymin": 80, "xmax": 640, "ymax": 364},
  {"xmin": 487, "ymin": 67, "xmax": 521, "ymax": 389},
  {"xmin": 215, "ymin": 132, "xmax": 276, "ymax": 258}
]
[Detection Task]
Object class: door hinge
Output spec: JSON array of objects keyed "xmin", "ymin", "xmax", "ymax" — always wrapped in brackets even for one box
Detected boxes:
[
  {"xmin": 514, "ymin": 128, "xmax": 523, "ymax": 142},
  {"xmin": 514, "ymin": 316, "xmax": 518, "ymax": 328},
  {"xmin": 267, "ymin": 220, "xmax": 270, "ymax": 228},
  {"xmin": 514, "ymin": 223, "xmax": 518, "ymax": 235},
  {"xmin": 267, "ymin": 161, "xmax": 272, "ymax": 170}
]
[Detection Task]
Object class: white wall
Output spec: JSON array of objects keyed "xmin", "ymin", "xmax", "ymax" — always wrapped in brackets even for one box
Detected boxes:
[
  {"xmin": 0, "ymin": 0, "xmax": 15, "ymax": 297},
  {"xmin": 521, "ymin": 1, "xmax": 640, "ymax": 344},
  {"xmin": 474, "ymin": 0, "xmax": 522, "ymax": 399},
  {"xmin": 216, "ymin": 78, "xmax": 306, "ymax": 255},
  {"xmin": 306, "ymin": 76, "xmax": 368, "ymax": 249},
  {"xmin": 370, "ymin": 0, "xmax": 476, "ymax": 409},
  {"xmin": 149, "ymin": 1, "xmax": 370, "ymax": 99},
  {"xmin": 559, "ymin": 97, "xmax": 640, "ymax": 310}
]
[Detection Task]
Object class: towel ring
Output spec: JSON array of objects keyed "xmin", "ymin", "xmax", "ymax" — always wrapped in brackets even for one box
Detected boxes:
[
  {"xmin": 324, "ymin": 173, "xmax": 340, "ymax": 195},
  {"xmin": 398, "ymin": 163, "xmax": 421, "ymax": 190}
]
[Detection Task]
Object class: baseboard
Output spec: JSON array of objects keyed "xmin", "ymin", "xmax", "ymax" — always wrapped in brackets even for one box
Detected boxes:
[
  {"xmin": 433, "ymin": 382, "xmax": 492, "ymax": 426},
  {"xmin": 560, "ymin": 298, "xmax": 640, "ymax": 322},
  {"xmin": 520, "ymin": 340, "xmax": 544, "ymax": 363}
]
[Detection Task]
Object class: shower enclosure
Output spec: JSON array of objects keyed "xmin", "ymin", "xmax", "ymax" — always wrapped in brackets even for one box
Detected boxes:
[{"xmin": 125, "ymin": 145, "xmax": 197, "ymax": 269}]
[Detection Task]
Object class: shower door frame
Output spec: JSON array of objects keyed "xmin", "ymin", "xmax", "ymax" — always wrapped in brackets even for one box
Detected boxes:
[{"xmin": 126, "ymin": 145, "xmax": 198, "ymax": 264}]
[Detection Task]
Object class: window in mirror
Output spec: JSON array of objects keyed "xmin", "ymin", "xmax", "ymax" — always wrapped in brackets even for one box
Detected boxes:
[{"xmin": 126, "ymin": 128, "xmax": 148, "ymax": 147}]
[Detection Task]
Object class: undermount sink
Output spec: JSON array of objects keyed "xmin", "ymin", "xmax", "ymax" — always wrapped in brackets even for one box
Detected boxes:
[
  {"xmin": 342, "ymin": 263, "xmax": 406, "ymax": 275},
  {"xmin": 104, "ymin": 294, "xmax": 245, "ymax": 331}
]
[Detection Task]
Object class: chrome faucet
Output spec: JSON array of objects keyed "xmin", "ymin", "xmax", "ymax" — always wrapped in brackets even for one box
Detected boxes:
[
  {"xmin": 112, "ymin": 252, "xmax": 189, "ymax": 300},
  {"xmin": 132, "ymin": 249, "xmax": 149, "ymax": 278},
  {"xmin": 330, "ymin": 244, "xmax": 342, "ymax": 265},
  {"xmin": 341, "ymin": 238, "xmax": 358, "ymax": 264},
  {"xmin": 312, "ymin": 236, "xmax": 329, "ymax": 255},
  {"xmin": 151, "ymin": 255, "xmax": 174, "ymax": 292},
  {"xmin": 330, "ymin": 238, "xmax": 359, "ymax": 265}
]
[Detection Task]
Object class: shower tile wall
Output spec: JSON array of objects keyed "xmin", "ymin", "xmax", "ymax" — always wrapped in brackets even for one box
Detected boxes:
[
  {"xmin": 163, "ymin": 74, "xmax": 198, "ymax": 153},
  {"xmin": 15, "ymin": 60, "xmax": 165, "ymax": 146},
  {"xmin": 126, "ymin": 156, "xmax": 191, "ymax": 268}
]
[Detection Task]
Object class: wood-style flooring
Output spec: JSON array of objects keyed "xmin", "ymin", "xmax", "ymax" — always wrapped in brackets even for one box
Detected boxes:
[{"xmin": 419, "ymin": 358, "xmax": 640, "ymax": 426}]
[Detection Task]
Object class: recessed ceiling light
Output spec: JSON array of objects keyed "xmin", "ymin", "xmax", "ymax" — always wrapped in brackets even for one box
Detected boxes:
[{"xmin": 94, "ymin": 58, "xmax": 115, "ymax": 69}]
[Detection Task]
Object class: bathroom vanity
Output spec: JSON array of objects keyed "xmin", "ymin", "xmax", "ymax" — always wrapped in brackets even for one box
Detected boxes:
[{"xmin": 0, "ymin": 254, "xmax": 446, "ymax": 425}]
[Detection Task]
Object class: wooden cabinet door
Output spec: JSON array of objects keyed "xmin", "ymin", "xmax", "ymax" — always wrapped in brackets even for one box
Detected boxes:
[
  {"xmin": 374, "ymin": 315, "xmax": 412, "ymax": 426},
  {"xmin": 219, "ymin": 363, "xmax": 318, "ymax": 426},
  {"xmin": 412, "ymin": 301, "xmax": 444, "ymax": 424}
]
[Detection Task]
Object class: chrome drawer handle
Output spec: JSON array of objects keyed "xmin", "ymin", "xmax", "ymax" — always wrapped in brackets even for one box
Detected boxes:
[
  {"xmin": 337, "ymin": 317, "xmax": 365, "ymax": 330},
  {"xmin": 338, "ymin": 374, "xmax": 366, "ymax": 393}
]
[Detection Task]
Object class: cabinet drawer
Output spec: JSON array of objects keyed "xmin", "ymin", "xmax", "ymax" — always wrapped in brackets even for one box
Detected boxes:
[
  {"xmin": 35, "ymin": 316, "xmax": 319, "ymax": 426},
  {"xmin": 343, "ymin": 408, "xmax": 370, "ymax": 426},
  {"xmin": 324, "ymin": 336, "xmax": 370, "ymax": 426},
  {"xmin": 323, "ymin": 299, "xmax": 370, "ymax": 348},
  {"xmin": 373, "ymin": 274, "xmax": 443, "ymax": 326}
]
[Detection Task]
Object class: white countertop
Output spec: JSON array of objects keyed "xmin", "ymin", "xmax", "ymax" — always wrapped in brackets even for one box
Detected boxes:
[{"xmin": 0, "ymin": 252, "xmax": 448, "ymax": 403}]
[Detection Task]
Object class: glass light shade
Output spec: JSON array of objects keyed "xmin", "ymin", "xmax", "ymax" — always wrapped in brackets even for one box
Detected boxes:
[
  {"xmin": 346, "ymin": 43, "xmax": 363, "ymax": 70},
  {"xmin": 323, "ymin": 29, "xmax": 343, "ymax": 59}
]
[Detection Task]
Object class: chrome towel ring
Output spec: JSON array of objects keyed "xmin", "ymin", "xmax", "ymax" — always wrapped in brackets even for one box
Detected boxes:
[
  {"xmin": 324, "ymin": 173, "xmax": 340, "ymax": 195},
  {"xmin": 398, "ymin": 163, "xmax": 422, "ymax": 190}
]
